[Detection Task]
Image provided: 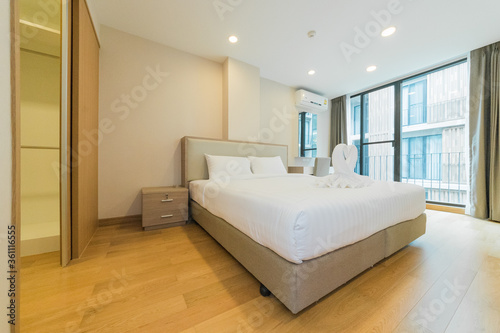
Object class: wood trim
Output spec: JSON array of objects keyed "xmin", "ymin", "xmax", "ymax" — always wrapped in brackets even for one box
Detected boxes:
[
  {"xmin": 60, "ymin": 0, "xmax": 72, "ymax": 267},
  {"xmin": 71, "ymin": 0, "xmax": 79, "ymax": 257},
  {"xmin": 83, "ymin": 0, "xmax": 100, "ymax": 48},
  {"xmin": 99, "ymin": 215, "xmax": 142, "ymax": 227},
  {"xmin": 71, "ymin": 0, "xmax": 100, "ymax": 258},
  {"xmin": 10, "ymin": 0, "xmax": 21, "ymax": 331},
  {"xmin": 10, "ymin": 0, "xmax": 20, "ymax": 331},
  {"xmin": 426, "ymin": 203, "xmax": 465, "ymax": 215}
]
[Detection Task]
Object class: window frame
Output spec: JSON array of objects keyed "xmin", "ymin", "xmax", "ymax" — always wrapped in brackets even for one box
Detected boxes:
[
  {"xmin": 349, "ymin": 58, "xmax": 467, "ymax": 207},
  {"xmin": 298, "ymin": 111, "xmax": 318, "ymax": 157},
  {"xmin": 403, "ymin": 79, "xmax": 428, "ymax": 126}
]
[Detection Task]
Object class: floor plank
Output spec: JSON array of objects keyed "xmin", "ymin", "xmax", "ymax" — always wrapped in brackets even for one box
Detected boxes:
[{"xmin": 20, "ymin": 211, "xmax": 500, "ymax": 332}]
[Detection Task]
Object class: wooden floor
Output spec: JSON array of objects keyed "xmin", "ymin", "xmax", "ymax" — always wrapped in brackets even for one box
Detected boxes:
[{"xmin": 20, "ymin": 210, "xmax": 500, "ymax": 332}]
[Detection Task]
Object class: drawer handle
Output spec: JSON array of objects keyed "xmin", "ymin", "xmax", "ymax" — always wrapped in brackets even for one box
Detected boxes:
[
  {"xmin": 161, "ymin": 199, "xmax": 173, "ymax": 202},
  {"xmin": 161, "ymin": 214, "xmax": 173, "ymax": 218}
]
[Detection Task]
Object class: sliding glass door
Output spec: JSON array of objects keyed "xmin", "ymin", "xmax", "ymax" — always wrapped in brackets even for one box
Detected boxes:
[
  {"xmin": 352, "ymin": 85, "xmax": 399, "ymax": 181},
  {"xmin": 363, "ymin": 85, "xmax": 396, "ymax": 181},
  {"xmin": 349, "ymin": 59, "xmax": 468, "ymax": 206},
  {"xmin": 400, "ymin": 62, "xmax": 468, "ymax": 205}
]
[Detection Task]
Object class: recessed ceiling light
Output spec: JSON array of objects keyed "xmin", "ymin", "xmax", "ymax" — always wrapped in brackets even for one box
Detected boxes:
[
  {"xmin": 381, "ymin": 26, "xmax": 396, "ymax": 37},
  {"xmin": 308, "ymin": 70, "xmax": 316, "ymax": 75},
  {"xmin": 366, "ymin": 65, "xmax": 377, "ymax": 72},
  {"xmin": 228, "ymin": 35, "xmax": 238, "ymax": 43}
]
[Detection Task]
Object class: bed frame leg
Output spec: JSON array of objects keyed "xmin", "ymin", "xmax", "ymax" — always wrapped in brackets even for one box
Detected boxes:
[{"xmin": 260, "ymin": 284, "xmax": 272, "ymax": 297}]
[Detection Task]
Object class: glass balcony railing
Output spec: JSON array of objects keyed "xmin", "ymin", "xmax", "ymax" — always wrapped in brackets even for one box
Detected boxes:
[
  {"xmin": 360, "ymin": 152, "xmax": 467, "ymax": 206},
  {"xmin": 402, "ymin": 97, "xmax": 467, "ymax": 126}
]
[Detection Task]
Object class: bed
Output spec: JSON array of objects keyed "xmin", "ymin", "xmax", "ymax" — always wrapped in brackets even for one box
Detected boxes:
[{"xmin": 181, "ymin": 136, "xmax": 426, "ymax": 314}]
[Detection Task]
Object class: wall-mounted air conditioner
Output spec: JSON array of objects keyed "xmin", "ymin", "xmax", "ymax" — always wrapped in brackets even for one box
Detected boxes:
[{"xmin": 295, "ymin": 89, "xmax": 329, "ymax": 112}]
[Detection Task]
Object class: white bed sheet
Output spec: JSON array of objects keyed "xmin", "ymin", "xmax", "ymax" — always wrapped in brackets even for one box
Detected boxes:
[{"xmin": 189, "ymin": 174, "xmax": 425, "ymax": 264}]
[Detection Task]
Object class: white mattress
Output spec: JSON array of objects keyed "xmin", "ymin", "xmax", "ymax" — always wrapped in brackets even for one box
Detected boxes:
[{"xmin": 189, "ymin": 174, "xmax": 426, "ymax": 264}]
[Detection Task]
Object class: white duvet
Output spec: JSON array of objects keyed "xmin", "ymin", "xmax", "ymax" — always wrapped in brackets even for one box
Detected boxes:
[{"xmin": 189, "ymin": 174, "xmax": 425, "ymax": 264}]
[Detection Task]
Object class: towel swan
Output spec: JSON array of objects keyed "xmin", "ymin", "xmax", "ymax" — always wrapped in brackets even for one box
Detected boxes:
[{"xmin": 316, "ymin": 144, "xmax": 373, "ymax": 188}]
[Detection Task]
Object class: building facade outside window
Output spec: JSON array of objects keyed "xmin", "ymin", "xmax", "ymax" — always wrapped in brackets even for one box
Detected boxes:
[
  {"xmin": 299, "ymin": 112, "xmax": 318, "ymax": 157},
  {"xmin": 349, "ymin": 60, "xmax": 468, "ymax": 206}
]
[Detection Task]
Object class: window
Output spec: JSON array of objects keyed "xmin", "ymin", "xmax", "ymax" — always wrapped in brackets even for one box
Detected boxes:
[
  {"xmin": 348, "ymin": 59, "xmax": 468, "ymax": 206},
  {"xmin": 349, "ymin": 96, "xmax": 362, "ymax": 173},
  {"xmin": 352, "ymin": 105, "xmax": 361, "ymax": 135},
  {"xmin": 352, "ymin": 139, "xmax": 360, "ymax": 174},
  {"xmin": 350, "ymin": 85, "xmax": 396, "ymax": 182},
  {"xmin": 402, "ymin": 135, "xmax": 442, "ymax": 180},
  {"xmin": 402, "ymin": 79, "xmax": 427, "ymax": 126},
  {"xmin": 298, "ymin": 112, "xmax": 317, "ymax": 157}
]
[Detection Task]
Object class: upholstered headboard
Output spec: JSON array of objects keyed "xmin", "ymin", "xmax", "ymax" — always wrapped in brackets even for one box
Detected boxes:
[{"xmin": 181, "ymin": 136, "xmax": 288, "ymax": 186}]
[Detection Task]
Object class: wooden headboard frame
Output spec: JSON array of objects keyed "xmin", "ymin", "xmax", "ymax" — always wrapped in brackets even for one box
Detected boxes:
[{"xmin": 181, "ymin": 136, "xmax": 288, "ymax": 187}]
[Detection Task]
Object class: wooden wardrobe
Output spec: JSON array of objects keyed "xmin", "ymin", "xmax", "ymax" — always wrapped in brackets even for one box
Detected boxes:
[{"xmin": 69, "ymin": 0, "xmax": 100, "ymax": 260}]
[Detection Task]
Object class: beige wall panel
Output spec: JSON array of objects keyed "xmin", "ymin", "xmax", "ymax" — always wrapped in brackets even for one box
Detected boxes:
[
  {"xmin": 259, "ymin": 78, "xmax": 298, "ymax": 162},
  {"xmin": 225, "ymin": 57, "xmax": 261, "ymax": 142},
  {"xmin": 98, "ymin": 26, "xmax": 222, "ymax": 219}
]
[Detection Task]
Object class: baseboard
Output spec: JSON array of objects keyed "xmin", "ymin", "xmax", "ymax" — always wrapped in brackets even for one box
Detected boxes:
[
  {"xmin": 99, "ymin": 214, "xmax": 142, "ymax": 227},
  {"xmin": 21, "ymin": 236, "xmax": 60, "ymax": 257},
  {"xmin": 426, "ymin": 204, "xmax": 465, "ymax": 215}
]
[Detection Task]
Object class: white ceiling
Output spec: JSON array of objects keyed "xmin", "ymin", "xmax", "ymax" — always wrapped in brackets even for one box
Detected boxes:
[{"xmin": 91, "ymin": 0, "xmax": 500, "ymax": 99}]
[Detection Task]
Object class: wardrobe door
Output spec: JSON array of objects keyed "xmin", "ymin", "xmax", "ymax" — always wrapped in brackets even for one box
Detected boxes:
[
  {"xmin": 71, "ymin": 0, "xmax": 99, "ymax": 258},
  {"xmin": 60, "ymin": 0, "xmax": 71, "ymax": 266}
]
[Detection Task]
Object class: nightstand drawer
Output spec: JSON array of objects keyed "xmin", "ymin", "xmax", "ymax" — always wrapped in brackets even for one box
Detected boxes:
[
  {"xmin": 143, "ymin": 191, "xmax": 186, "ymax": 208},
  {"xmin": 142, "ymin": 209, "xmax": 186, "ymax": 227},
  {"xmin": 141, "ymin": 186, "xmax": 188, "ymax": 229}
]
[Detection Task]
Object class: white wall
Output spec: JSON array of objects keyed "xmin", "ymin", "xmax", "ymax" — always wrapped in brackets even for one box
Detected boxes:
[
  {"xmin": 259, "ymin": 78, "xmax": 298, "ymax": 163},
  {"xmin": 0, "ymin": 2, "xmax": 13, "ymax": 331},
  {"xmin": 98, "ymin": 26, "xmax": 222, "ymax": 219},
  {"xmin": 316, "ymin": 106, "xmax": 332, "ymax": 157},
  {"xmin": 260, "ymin": 79, "xmax": 331, "ymax": 163},
  {"xmin": 85, "ymin": 0, "xmax": 100, "ymax": 41},
  {"xmin": 224, "ymin": 57, "xmax": 261, "ymax": 142},
  {"xmin": 98, "ymin": 27, "xmax": 331, "ymax": 219}
]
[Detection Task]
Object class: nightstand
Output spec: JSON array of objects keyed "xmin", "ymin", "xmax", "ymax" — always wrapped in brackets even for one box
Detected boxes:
[
  {"xmin": 288, "ymin": 166, "xmax": 314, "ymax": 175},
  {"xmin": 141, "ymin": 186, "xmax": 188, "ymax": 230}
]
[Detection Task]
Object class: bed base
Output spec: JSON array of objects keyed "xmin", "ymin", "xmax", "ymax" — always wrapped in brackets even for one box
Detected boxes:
[{"xmin": 191, "ymin": 200, "xmax": 426, "ymax": 314}]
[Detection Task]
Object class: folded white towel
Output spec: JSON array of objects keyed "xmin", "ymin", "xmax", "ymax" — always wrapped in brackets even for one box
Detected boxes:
[
  {"xmin": 315, "ymin": 144, "xmax": 373, "ymax": 188},
  {"xmin": 331, "ymin": 144, "xmax": 358, "ymax": 174}
]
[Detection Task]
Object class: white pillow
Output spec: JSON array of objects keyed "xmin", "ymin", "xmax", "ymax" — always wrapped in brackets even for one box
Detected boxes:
[
  {"xmin": 248, "ymin": 156, "xmax": 287, "ymax": 174},
  {"xmin": 204, "ymin": 154, "xmax": 252, "ymax": 179}
]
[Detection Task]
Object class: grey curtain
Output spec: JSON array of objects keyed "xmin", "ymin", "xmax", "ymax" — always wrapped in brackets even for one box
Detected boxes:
[
  {"xmin": 330, "ymin": 95, "xmax": 347, "ymax": 154},
  {"xmin": 469, "ymin": 41, "xmax": 500, "ymax": 221}
]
